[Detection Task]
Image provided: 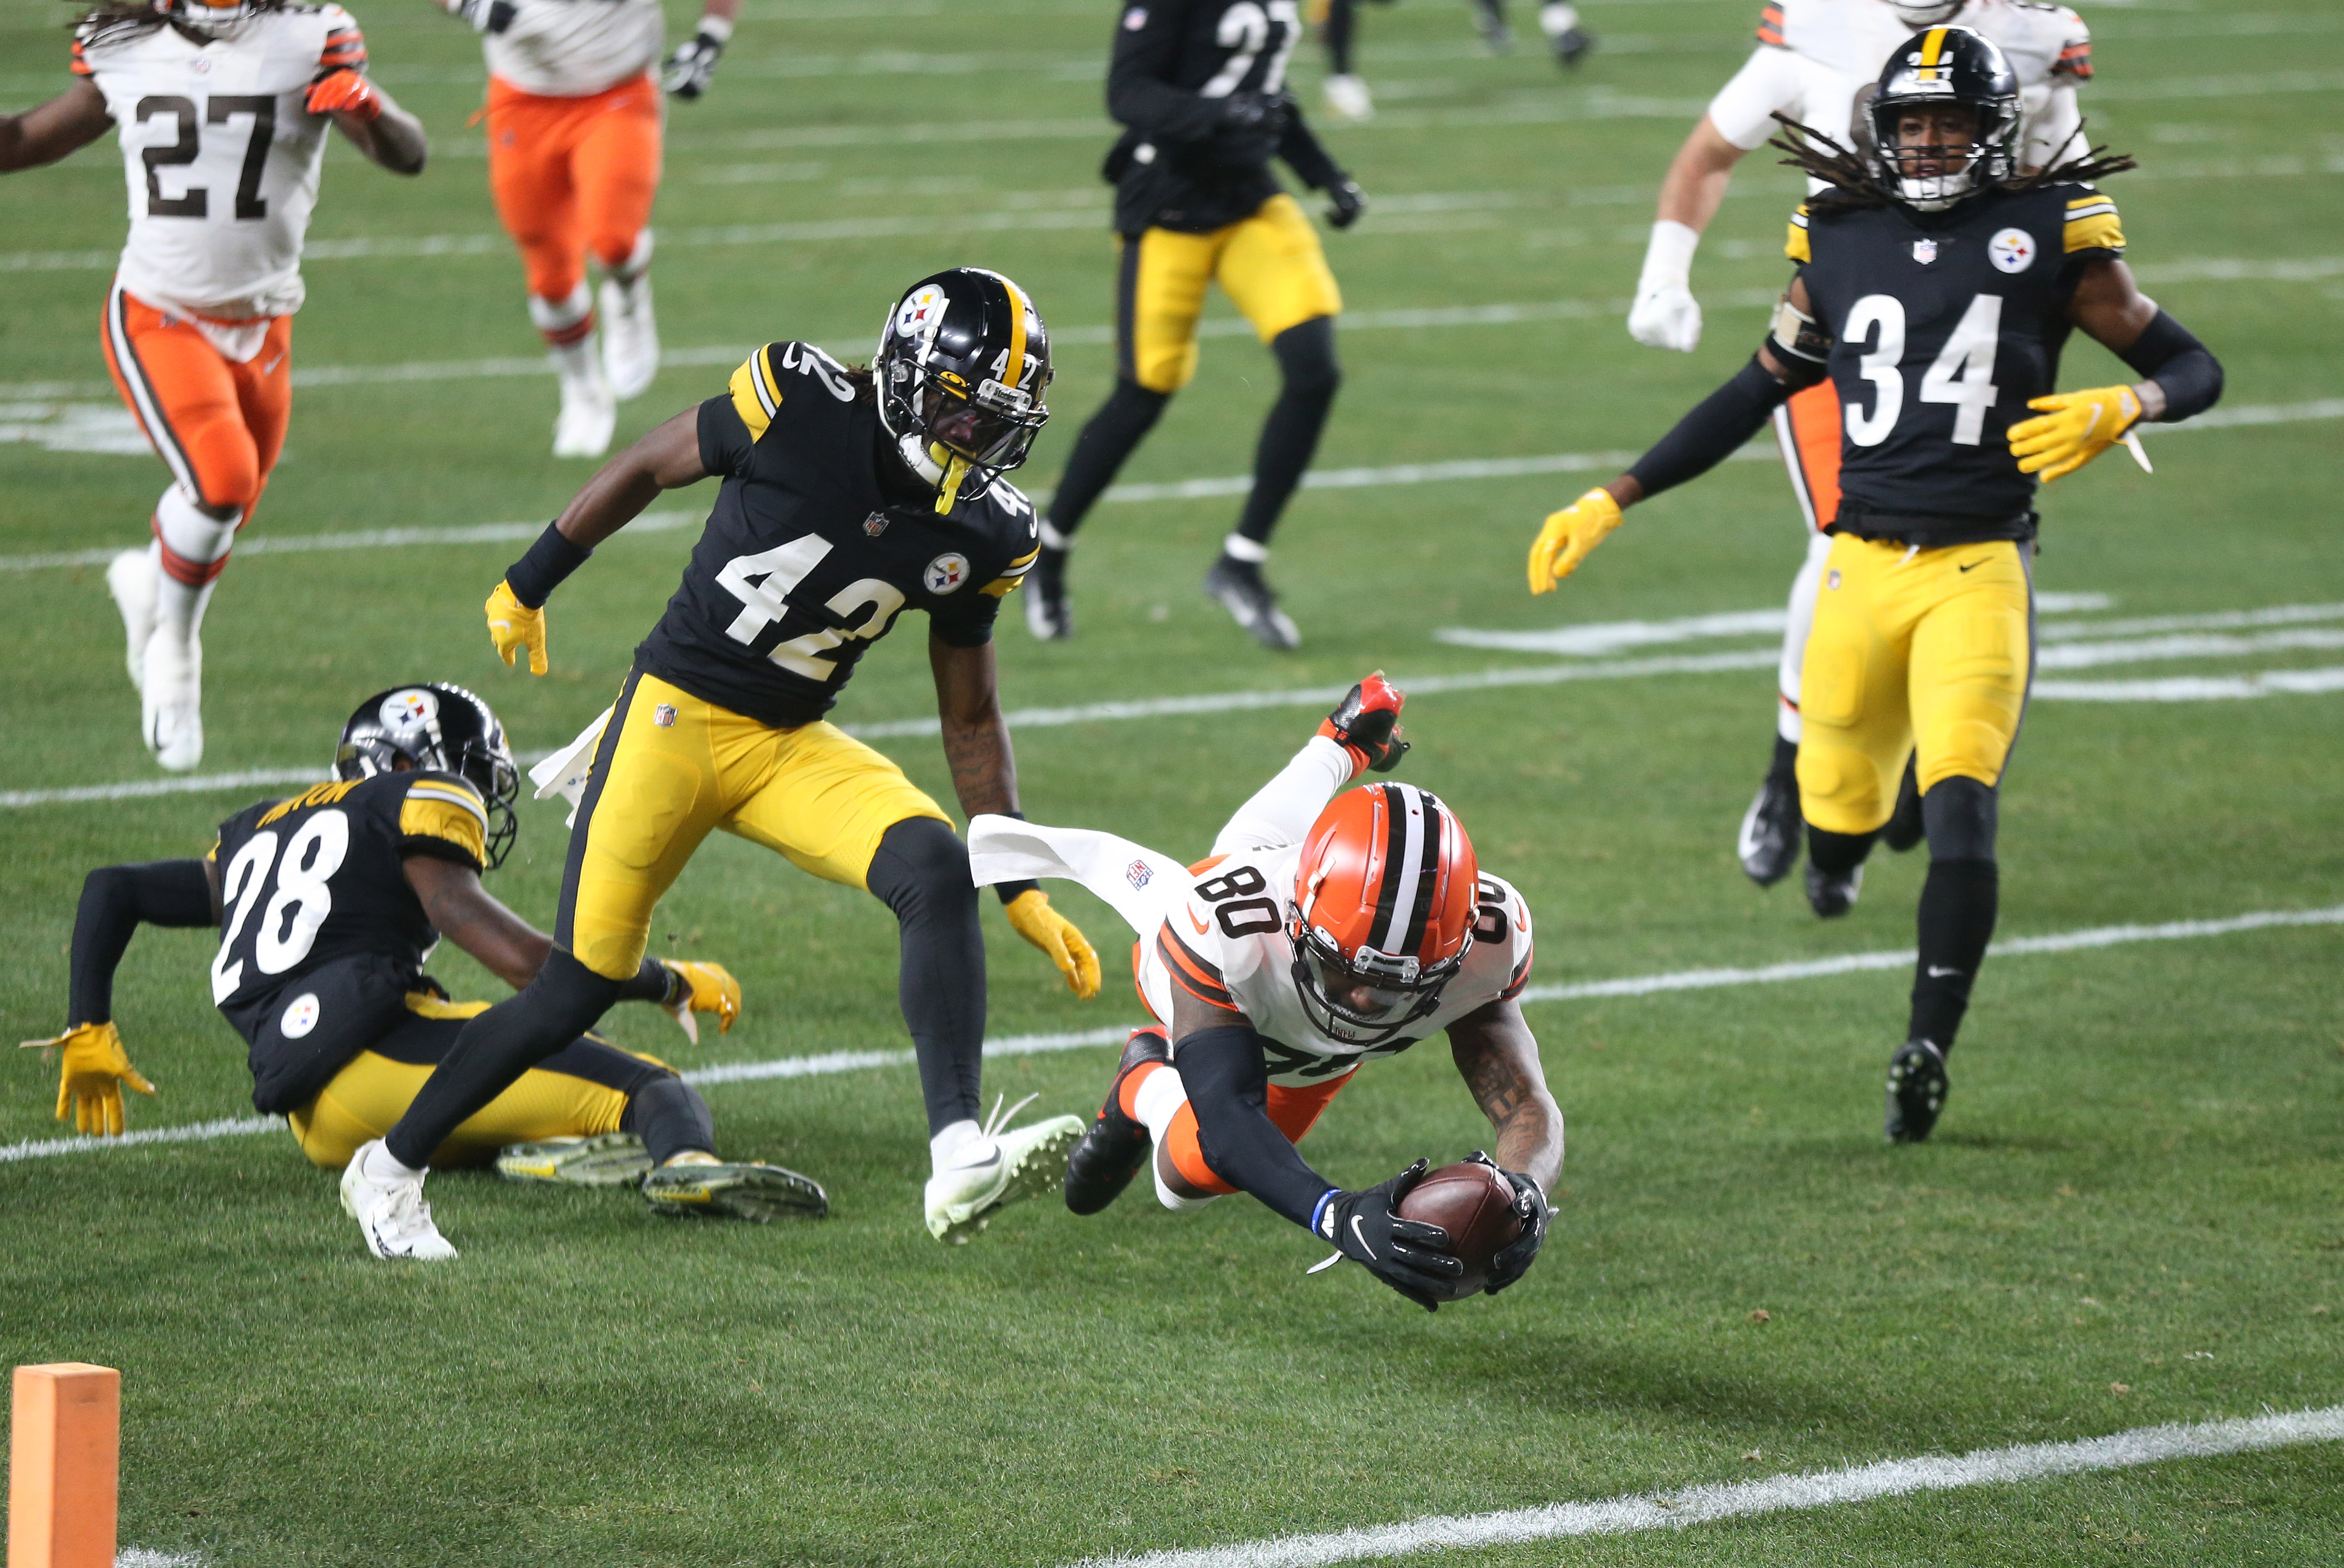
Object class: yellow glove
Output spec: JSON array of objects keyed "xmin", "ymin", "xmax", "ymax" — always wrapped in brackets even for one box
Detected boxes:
[
  {"xmin": 19, "ymin": 1022, "xmax": 157, "ymax": 1137},
  {"xmin": 1004, "ymin": 890, "xmax": 1101, "ymax": 1000},
  {"xmin": 485, "ymin": 579, "xmax": 549, "ymax": 675},
  {"xmin": 2008, "ymin": 384, "xmax": 2142, "ymax": 482},
  {"xmin": 1527, "ymin": 487, "xmax": 1625, "ymax": 595},
  {"xmin": 660, "ymin": 959, "xmax": 741, "ymax": 1046}
]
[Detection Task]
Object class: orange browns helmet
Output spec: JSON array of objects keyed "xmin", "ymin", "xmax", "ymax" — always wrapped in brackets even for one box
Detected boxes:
[{"xmin": 1288, "ymin": 782, "xmax": 1480, "ymax": 1047}]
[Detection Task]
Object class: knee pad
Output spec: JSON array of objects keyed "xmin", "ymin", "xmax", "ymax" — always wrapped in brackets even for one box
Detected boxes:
[
  {"xmin": 1921, "ymin": 775, "xmax": 1998, "ymax": 863},
  {"xmin": 1270, "ymin": 317, "xmax": 1341, "ymax": 399},
  {"xmin": 867, "ymin": 816, "xmax": 976, "ymax": 923}
]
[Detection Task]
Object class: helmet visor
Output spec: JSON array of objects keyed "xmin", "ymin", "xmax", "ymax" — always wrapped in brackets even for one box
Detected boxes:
[
  {"xmin": 926, "ymin": 379, "xmax": 1046, "ymax": 471},
  {"xmin": 1295, "ymin": 932, "xmax": 1457, "ymax": 1032}
]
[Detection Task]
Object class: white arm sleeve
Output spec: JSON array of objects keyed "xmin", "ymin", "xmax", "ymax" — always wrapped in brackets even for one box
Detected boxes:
[
  {"xmin": 2023, "ymin": 80, "xmax": 2082, "ymax": 173},
  {"xmin": 1209, "ymin": 736, "xmax": 1355, "ymax": 857},
  {"xmin": 1705, "ymin": 45, "xmax": 1806, "ymax": 152}
]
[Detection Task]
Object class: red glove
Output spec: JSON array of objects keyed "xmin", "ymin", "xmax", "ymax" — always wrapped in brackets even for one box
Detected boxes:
[
  {"xmin": 306, "ymin": 70, "xmax": 383, "ymax": 121},
  {"xmin": 1318, "ymin": 671, "xmax": 1409, "ymax": 777}
]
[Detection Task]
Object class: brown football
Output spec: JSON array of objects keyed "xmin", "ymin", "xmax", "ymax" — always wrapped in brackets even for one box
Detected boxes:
[{"xmin": 1394, "ymin": 1160, "xmax": 1525, "ymax": 1301}]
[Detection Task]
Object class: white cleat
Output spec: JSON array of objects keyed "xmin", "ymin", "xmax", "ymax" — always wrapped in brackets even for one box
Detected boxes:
[
  {"xmin": 1322, "ymin": 73, "xmax": 1374, "ymax": 123},
  {"xmin": 923, "ymin": 1095, "xmax": 1083, "ymax": 1244},
  {"xmin": 599, "ymin": 277, "xmax": 660, "ymax": 401},
  {"xmin": 139, "ymin": 628, "xmax": 203, "ymax": 772},
  {"xmin": 341, "ymin": 1140, "xmax": 458, "ymax": 1261},
  {"xmin": 106, "ymin": 547, "xmax": 158, "ymax": 694},
  {"xmin": 552, "ymin": 346, "xmax": 618, "ymax": 459}
]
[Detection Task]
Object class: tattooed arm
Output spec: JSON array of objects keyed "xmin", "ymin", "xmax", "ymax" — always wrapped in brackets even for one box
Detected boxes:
[
  {"xmin": 1447, "ymin": 998, "xmax": 1564, "ymax": 1191},
  {"xmin": 928, "ymin": 633, "xmax": 1019, "ymax": 819}
]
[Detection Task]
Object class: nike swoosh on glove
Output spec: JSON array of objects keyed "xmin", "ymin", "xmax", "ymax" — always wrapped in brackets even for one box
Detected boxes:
[
  {"xmin": 2007, "ymin": 384, "xmax": 2142, "ymax": 482},
  {"xmin": 1462, "ymin": 1150, "xmax": 1551, "ymax": 1295},
  {"xmin": 661, "ymin": 960, "xmax": 742, "ymax": 1044},
  {"xmin": 20, "ymin": 1022, "xmax": 157, "ymax": 1138},
  {"xmin": 485, "ymin": 579, "xmax": 549, "ymax": 675},
  {"xmin": 305, "ymin": 70, "xmax": 384, "ymax": 122},
  {"xmin": 1527, "ymin": 487, "xmax": 1624, "ymax": 594},
  {"xmin": 1319, "ymin": 670, "xmax": 1408, "ymax": 776},
  {"xmin": 1005, "ymin": 890, "xmax": 1102, "ymax": 999},
  {"xmin": 1318, "ymin": 1158, "xmax": 1464, "ymax": 1311}
]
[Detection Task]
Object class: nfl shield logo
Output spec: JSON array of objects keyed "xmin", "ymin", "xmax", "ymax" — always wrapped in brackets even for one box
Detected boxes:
[
  {"xmin": 1125, "ymin": 859, "xmax": 1153, "ymax": 889},
  {"xmin": 654, "ymin": 703, "xmax": 677, "ymax": 728},
  {"xmin": 1912, "ymin": 239, "xmax": 1938, "ymax": 265},
  {"xmin": 864, "ymin": 511, "xmax": 888, "ymax": 537}
]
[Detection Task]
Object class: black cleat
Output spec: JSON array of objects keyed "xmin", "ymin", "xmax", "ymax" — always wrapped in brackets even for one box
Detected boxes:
[
  {"xmin": 1738, "ymin": 770, "xmax": 1804, "ymax": 887},
  {"xmin": 1025, "ymin": 544, "xmax": 1074, "ymax": 642},
  {"xmin": 1471, "ymin": 0, "xmax": 1515, "ymax": 53},
  {"xmin": 1882, "ymin": 754, "xmax": 1925, "ymax": 853},
  {"xmin": 1065, "ymin": 1030, "xmax": 1172, "ymax": 1215},
  {"xmin": 1805, "ymin": 861, "xmax": 1862, "ymax": 919},
  {"xmin": 1203, "ymin": 555, "xmax": 1300, "ymax": 651},
  {"xmin": 1551, "ymin": 23, "xmax": 1594, "ymax": 68},
  {"xmin": 1885, "ymin": 1038, "xmax": 1950, "ymax": 1143}
]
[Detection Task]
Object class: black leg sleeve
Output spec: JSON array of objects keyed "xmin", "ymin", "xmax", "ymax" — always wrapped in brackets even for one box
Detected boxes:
[
  {"xmin": 1234, "ymin": 317, "xmax": 1342, "ymax": 547},
  {"xmin": 1324, "ymin": 0, "xmax": 1358, "ymax": 74},
  {"xmin": 383, "ymin": 948, "xmax": 625, "ymax": 1168},
  {"xmin": 69, "ymin": 859, "xmax": 216, "ymax": 1028},
  {"xmin": 1045, "ymin": 380, "xmax": 1170, "ymax": 540},
  {"xmin": 1807, "ymin": 824, "xmax": 1879, "ymax": 878},
  {"xmin": 1177, "ymin": 1025, "xmax": 1338, "ymax": 1230},
  {"xmin": 865, "ymin": 816, "xmax": 987, "ymax": 1134},
  {"xmin": 623, "ymin": 1075, "xmax": 717, "ymax": 1165},
  {"xmin": 1909, "ymin": 777, "xmax": 2001, "ymax": 1051}
]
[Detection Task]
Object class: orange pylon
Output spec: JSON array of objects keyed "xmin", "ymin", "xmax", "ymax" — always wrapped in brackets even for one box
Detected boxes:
[{"xmin": 8, "ymin": 1365, "xmax": 118, "ymax": 1568}]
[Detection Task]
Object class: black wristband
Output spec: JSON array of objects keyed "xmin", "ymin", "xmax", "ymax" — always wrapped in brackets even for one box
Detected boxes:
[
  {"xmin": 1627, "ymin": 355, "xmax": 1794, "ymax": 502},
  {"xmin": 504, "ymin": 521, "xmax": 592, "ymax": 609},
  {"xmin": 2117, "ymin": 310, "xmax": 2224, "ymax": 424},
  {"xmin": 618, "ymin": 957, "xmax": 676, "ymax": 1006}
]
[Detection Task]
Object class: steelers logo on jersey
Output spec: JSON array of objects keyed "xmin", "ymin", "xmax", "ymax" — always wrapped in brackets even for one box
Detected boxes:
[
  {"xmin": 281, "ymin": 992, "xmax": 322, "ymax": 1039},
  {"xmin": 925, "ymin": 553, "xmax": 971, "ymax": 593},
  {"xmin": 1989, "ymin": 228, "xmax": 2038, "ymax": 274}
]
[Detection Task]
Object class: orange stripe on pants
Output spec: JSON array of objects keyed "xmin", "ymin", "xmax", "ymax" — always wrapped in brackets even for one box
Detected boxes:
[
  {"xmin": 486, "ymin": 72, "xmax": 663, "ymax": 305},
  {"xmin": 100, "ymin": 286, "xmax": 290, "ymax": 517},
  {"xmin": 1160, "ymin": 1072, "xmax": 1353, "ymax": 1197}
]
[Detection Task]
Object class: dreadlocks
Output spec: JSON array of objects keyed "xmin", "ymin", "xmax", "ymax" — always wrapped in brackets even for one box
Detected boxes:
[
  {"xmin": 69, "ymin": 0, "xmax": 290, "ymax": 50},
  {"xmin": 1767, "ymin": 109, "xmax": 2137, "ymax": 215}
]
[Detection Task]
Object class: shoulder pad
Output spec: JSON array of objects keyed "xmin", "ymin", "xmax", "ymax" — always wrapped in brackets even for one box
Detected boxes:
[
  {"xmin": 1785, "ymin": 202, "xmax": 1811, "ymax": 263},
  {"xmin": 397, "ymin": 771, "xmax": 489, "ymax": 865},
  {"xmin": 2061, "ymin": 186, "xmax": 2123, "ymax": 254}
]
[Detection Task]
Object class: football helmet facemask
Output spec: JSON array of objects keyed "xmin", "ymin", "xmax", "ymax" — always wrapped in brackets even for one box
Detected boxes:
[
  {"xmin": 335, "ymin": 683, "xmax": 521, "ymax": 869},
  {"xmin": 158, "ymin": 0, "xmax": 273, "ymax": 36},
  {"xmin": 1287, "ymin": 783, "xmax": 1480, "ymax": 1048},
  {"xmin": 1868, "ymin": 26, "xmax": 2020, "ymax": 211},
  {"xmin": 875, "ymin": 268, "xmax": 1052, "ymax": 513},
  {"xmin": 1887, "ymin": 1, "xmax": 1965, "ymax": 26}
]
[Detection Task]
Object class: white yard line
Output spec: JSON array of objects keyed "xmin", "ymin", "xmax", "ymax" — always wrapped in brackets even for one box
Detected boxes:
[
  {"xmin": 7, "ymin": 903, "xmax": 2336, "ymax": 1165},
  {"xmin": 1065, "ymin": 1406, "xmax": 2344, "ymax": 1568}
]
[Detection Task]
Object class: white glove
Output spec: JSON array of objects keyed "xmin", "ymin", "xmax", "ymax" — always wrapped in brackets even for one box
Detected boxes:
[{"xmin": 1628, "ymin": 219, "xmax": 1704, "ymax": 352}]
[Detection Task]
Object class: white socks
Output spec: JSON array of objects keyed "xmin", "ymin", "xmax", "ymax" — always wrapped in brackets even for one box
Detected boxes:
[
  {"xmin": 1130, "ymin": 1067, "xmax": 1216, "ymax": 1211},
  {"xmin": 363, "ymin": 1140, "xmax": 424, "ymax": 1183},
  {"xmin": 1219, "ymin": 532, "xmax": 1269, "ymax": 565},
  {"xmin": 151, "ymin": 485, "xmax": 236, "ymax": 647}
]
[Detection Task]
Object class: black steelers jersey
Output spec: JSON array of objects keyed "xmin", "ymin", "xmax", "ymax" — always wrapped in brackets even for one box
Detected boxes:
[
  {"xmin": 636, "ymin": 341, "xmax": 1041, "ymax": 730},
  {"xmin": 1105, "ymin": 0, "xmax": 1342, "ymax": 234},
  {"xmin": 1790, "ymin": 180, "xmax": 2126, "ymax": 542},
  {"xmin": 207, "ymin": 770, "xmax": 487, "ymax": 1022}
]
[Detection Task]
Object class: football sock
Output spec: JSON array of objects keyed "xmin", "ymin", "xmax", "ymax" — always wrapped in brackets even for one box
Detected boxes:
[
  {"xmin": 150, "ymin": 488, "xmax": 236, "ymax": 648},
  {"xmin": 865, "ymin": 816, "xmax": 988, "ymax": 1136},
  {"xmin": 362, "ymin": 1140, "xmax": 423, "ymax": 1184},
  {"xmin": 382, "ymin": 948, "xmax": 625, "ymax": 1169},
  {"xmin": 1806, "ymin": 824, "xmax": 1877, "ymax": 879},
  {"xmin": 604, "ymin": 229, "xmax": 654, "ymax": 289},
  {"xmin": 1234, "ymin": 317, "xmax": 1342, "ymax": 547},
  {"xmin": 529, "ymin": 282, "xmax": 596, "ymax": 348},
  {"xmin": 1910, "ymin": 858, "xmax": 1998, "ymax": 1051},
  {"xmin": 1043, "ymin": 380, "xmax": 1169, "ymax": 541},
  {"xmin": 1540, "ymin": 2, "xmax": 1580, "ymax": 42},
  {"xmin": 1323, "ymin": 0, "xmax": 1357, "ymax": 74},
  {"xmin": 623, "ymin": 1075, "xmax": 716, "ymax": 1165},
  {"xmin": 1130, "ymin": 1064, "xmax": 1186, "ymax": 1142},
  {"xmin": 1766, "ymin": 733, "xmax": 1799, "ymax": 785}
]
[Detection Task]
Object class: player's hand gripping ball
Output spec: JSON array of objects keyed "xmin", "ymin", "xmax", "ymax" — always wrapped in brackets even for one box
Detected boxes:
[
  {"xmin": 1395, "ymin": 1155, "xmax": 1536, "ymax": 1299},
  {"xmin": 485, "ymin": 579, "xmax": 548, "ymax": 675},
  {"xmin": 1005, "ymin": 890, "xmax": 1102, "ymax": 999},
  {"xmin": 1527, "ymin": 487, "xmax": 1624, "ymax": 594},
  {"xmin": 19, "ymin": 1022, "xmax": 157, "ymax": 1138},
  {"xmin": 2007, "ymin": 384, "xmax": 2142, "ymax": 482},
  {"xmin": 660, "ymin": 960, "xmax": 742, "ymax": 1045}
]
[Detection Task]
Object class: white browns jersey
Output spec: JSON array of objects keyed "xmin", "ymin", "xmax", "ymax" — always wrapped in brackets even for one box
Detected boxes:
[
  {"xmin": 1710, "ymin": 0, "xmax": 2091, "ymax": 174},
  {"xmin": 483, "ymin": 0, "xmax": 664, "ymax": 98},
  {"xmin": 1144, "ymin": 849, "xmax": 1535, "ymax": 1088},
  {"xmin": 75, "ymin": 6, "xmax": 364, "ymax": 319}
]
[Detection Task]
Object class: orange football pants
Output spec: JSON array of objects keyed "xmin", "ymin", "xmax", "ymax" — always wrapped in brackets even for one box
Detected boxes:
[
  {"xmin": 485, "ymin": 72, "xmax": 663, "ymax": 315},
  {"xmin": 1121, "ymin": 1051, "xmax": 1352, "ymax": 1198},
  {"xmin": 101, "ymin": 282, "xmax": 290, "ymax": 522}
]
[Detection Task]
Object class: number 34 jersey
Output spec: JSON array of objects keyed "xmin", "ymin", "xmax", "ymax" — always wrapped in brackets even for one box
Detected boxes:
[
  {"xmin": 636, "ymin": 341, "xmax": 1042, "ymax": 730},
  {"xmin": 1143, "ymin": 853, "xmax": 1535, "ymax": 1086},
  {"xmin": 74, "ymin": 5, "xmax": 368, "ymax": 319},
  {"xmin": 1789, "ymin": 180, "xmax": 2126, "ymax": 538},
  {"xmin": 206, "ymin": 771, "xmax": 489, "ymax": 1021}
]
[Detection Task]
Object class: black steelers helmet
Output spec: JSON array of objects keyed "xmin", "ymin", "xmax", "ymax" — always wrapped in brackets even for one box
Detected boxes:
[
  {"xmin": 335, "ymin": 683, "xmax": 520, "ymax": 869},
  {"xmin": 1869, "ymin": 26, "xmax": 2020, "ymax": 210},
  {"xmin": 874, "ymin": 268, "xmax": 1052, "ymax": 512}
]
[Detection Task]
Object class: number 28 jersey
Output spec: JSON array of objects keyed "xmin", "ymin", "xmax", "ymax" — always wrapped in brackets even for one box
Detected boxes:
[
  {"xmin": 637, "ymin": 342, "xmax": 1042, "ymax": 730},
  {"xmin": 206, "ymin": 770, "xmax": 489, "ymax": 1019},
  {"xmin": 74, "ymin": 5, "xmax": 367, "ymax": 319},
  {"xmin": 1142, "ymin": 852, "xmax": 1535, "ymax": 1086},
  {"xmin": 1790, "ymin": 180, "xmax": 2125, "ymax": 539}
]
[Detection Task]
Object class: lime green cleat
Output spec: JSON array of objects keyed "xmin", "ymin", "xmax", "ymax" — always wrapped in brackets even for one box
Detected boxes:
[
  {"xmin": 495, "ymin": 1133, "xmax": 653, "ymax": 1187},
  {"xmin": 924, "ymin": 1095, "xmax": 1086, "ymax": 1244},
  {"xmin": 641, "ymin": 1161, "xmax": 830, "ymax": 1222}
]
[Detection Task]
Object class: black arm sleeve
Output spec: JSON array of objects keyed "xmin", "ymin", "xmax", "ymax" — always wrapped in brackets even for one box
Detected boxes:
[
  {"xmin": 2117, "ymin": 309, "xmax": 2223, "ymax": 424},
  {"xmin": 1106, "ymin": 3, "xmax": 1222, "ymax": 143},
  {"xmin": 616, "ymin": 956, "xmax": 678, "ymax": 1006},
  {"xmin": 69, "ymin": 860, "xmax": 216, "ymax": 1028},
  {"xmin": 1276, "ymin": 104, "xmax": 1342, "ymax": 190},
  {"xmin": 1176, "ymin": 1025, "xmax": 1337, "ymax": 1229},
  {"xmin": 1624, "ymin": 355, "xmax": 1797, "ymax": 502},
  {"xmin": 501, "ymin": 520, "xmax": 592, "ymax": 609}
]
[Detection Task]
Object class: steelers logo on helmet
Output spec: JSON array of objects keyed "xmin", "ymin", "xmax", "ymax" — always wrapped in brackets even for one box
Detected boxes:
[
  {"xmin": 875, "ymin": 268, "xmax": 1054, "ymax": 506},
  {"xmin": 380, "ymin": 687, "xmax": 440, "ymax": 741}
]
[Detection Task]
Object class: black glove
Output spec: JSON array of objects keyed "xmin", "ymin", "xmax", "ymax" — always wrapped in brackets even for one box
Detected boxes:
[
  {"xmin": 1213, "ymin": 90, "xmax": 1289, "ymax": 164},
  {"xmin": 662, "ymin": 25, "xmax": 728, "ymax": 100},
  {"xmin": 1320, "ymin": 671, "xmax": 1409, "ymax": 773},
  {"xmin": 1324, "ymin": 178, "xmax": 1367, "ymax": 231},
  {"xmin": 1316, "ymin": 1159, "xmax": 1463, "ymax": 1311},
  {"xmin": 449, "ymin": 0, "xmax": 516, "ymax": 35},
  {"xmin": 1465, "ymin": 1150, "xmax": 1551, "ymax": 1295}
]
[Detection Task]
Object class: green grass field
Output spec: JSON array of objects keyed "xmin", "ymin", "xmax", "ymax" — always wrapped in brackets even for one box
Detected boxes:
[{"xmin": 3, "ymin": 0, "xmax": 2341, "ymax": 1562}]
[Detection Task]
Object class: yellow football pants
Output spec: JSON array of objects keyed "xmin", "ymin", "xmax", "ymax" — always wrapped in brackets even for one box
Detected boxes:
[
  {"xmin": 558, "ymin": 671, "xmax": 951, "ymax": 980},
  {"xmin": 1796, "ymin": 535, "xmax": 2034, "ymax": 836},
  {"xmin": 1119, "ymin": 193, "xmax": 1343, "ymax": 394},
  {"xmin": 288, "ymin": 997, "xmax": 655, "ymax": 1168}
]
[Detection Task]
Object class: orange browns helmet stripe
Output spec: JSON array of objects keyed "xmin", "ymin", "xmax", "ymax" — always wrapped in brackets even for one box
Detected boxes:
[{"xmin": 1296, "ymin": 782, "xmax": 1478, "ymax": 974}]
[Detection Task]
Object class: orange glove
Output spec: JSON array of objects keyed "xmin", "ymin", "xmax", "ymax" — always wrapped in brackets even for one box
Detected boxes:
[{"xmin": 306, "ymin": 70, "xmax": 384, "ymax": 122}]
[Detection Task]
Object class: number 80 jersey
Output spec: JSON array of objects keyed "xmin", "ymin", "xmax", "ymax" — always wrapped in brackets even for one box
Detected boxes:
[
  {"xmin": 206, "ymin": 771, "xmax": 489, "ymax": 1017},
  {"xmin": 1142, "ymin": 848, "xmax": 1535, "ymax": 1086}
]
